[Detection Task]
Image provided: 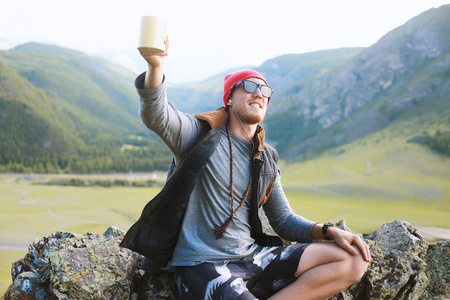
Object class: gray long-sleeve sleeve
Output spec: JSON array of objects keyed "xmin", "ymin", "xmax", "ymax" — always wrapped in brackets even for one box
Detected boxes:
[
  {"xmin": 264, "ymin": 177, "xmax": 316, "ymax": 243},
  {"xmin": 135, "ymin": 72, "xmax": 207, "ymax": 161}
]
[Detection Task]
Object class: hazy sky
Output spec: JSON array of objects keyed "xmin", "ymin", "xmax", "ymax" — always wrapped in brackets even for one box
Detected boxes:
[{"xmin": 1, "ymin": 0, "xmax": 449, "ymax": 82}]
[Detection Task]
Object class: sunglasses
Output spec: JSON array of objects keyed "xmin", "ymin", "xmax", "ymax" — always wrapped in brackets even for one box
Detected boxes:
[{"xmin": 232, "ymin": 80, "xmax": 274, "ymax": 98}]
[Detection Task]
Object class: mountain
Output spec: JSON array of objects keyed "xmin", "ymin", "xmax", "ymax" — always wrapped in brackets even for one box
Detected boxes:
[
  {"xmin": 167, "ymin": 47, "xmax": 363, "ymax": 113},
  {"xmin": 1, "ymin": 5, "xmax": 449, "ymax": 173},
  {"xmin": 167, "ymin": 5, "xmax": 450, "ymax": 160},
  {"xmin": 0, "ymin": 44, "xmax": 360, "ymax": 173},
  {"xmin": 263, "ymin": 5, "xmax": 450, "ymax": 158},
  {"xmin": 0, "ymin": 43, "xmax": 171, "ymax": 173}
]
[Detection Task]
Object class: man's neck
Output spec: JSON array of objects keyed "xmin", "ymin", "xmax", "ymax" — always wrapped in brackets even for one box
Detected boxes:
[{"xmin": 227, "ymin": 119, "xmax": 257, "ymax": 142}]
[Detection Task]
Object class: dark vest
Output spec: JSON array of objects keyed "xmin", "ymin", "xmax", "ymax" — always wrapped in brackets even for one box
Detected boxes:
[{"xmin": 120, "ymin": 108, "xmax": 282, "ymax": 273}]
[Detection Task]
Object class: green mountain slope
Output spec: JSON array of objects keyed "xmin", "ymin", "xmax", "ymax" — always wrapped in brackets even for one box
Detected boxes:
[
  {"xmin": 5, "ymin": 43, "xmax": 138, "ymax": 136},
  {"xmin": 0, "ymin": 43, "xmax": 171, "ymax": 173},
  {"xmin": 0, "ymin": 58, "xmax": 82, "ymax": 156},
  {"xmin": 264, "ymin": 5, "xmax": 450, "ymax": 159}
]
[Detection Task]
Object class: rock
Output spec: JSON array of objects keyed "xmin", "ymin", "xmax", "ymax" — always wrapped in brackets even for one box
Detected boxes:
[
  {"xmin": 329, "ymin": 220, "xmax": 435, "ymax": 300},
  {"xmin": 5, "ymin": 228, "xmax": 141, "ymax": 300},
  {"xmin": 4, "ymin": 221, "xmax": 449, "ymax": 299},
  {"xmin": 423, "ymin": 241, "xmax": 450, "ymax": 298}
]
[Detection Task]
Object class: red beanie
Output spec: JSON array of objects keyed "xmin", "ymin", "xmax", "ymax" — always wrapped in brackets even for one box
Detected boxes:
[{"xmin": 223, "ymin": 69, "xmax": 270, "ymax": 107}]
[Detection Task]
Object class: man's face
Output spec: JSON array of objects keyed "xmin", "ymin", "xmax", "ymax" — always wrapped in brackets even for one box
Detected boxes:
[{"xmin": 228, "ymin": 77, "xmax": 269, "ymax": 125}]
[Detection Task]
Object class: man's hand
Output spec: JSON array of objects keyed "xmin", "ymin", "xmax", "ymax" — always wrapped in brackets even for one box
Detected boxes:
[
  {"xmin": 141, "ymin": 37, "xmax": 169, "ymax": 89},
  {"xmin": 328, "ymin": 227, "xmax": 372, "ymax": 262}
]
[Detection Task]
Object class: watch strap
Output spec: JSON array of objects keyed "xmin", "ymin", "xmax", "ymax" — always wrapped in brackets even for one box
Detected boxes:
[{"xmin": 322, "ymin": 222, "xmax": 334, "ymax": 241}]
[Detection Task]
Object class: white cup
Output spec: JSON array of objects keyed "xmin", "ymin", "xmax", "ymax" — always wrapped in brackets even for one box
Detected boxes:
[{"xmin": 138, "ymin": 16, "xmax": 167, "ymax": 53}]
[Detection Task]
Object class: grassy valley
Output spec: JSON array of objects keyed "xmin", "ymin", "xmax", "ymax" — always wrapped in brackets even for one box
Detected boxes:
[{"xmin": 280, "ymin": 116, "xmax": 450, "ymax": 234}]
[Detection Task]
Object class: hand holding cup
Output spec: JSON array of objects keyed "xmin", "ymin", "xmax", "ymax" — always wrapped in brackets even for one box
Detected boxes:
[{"xmin": 138, "ymin": 16, "xmax": 169, "ymax": 68}]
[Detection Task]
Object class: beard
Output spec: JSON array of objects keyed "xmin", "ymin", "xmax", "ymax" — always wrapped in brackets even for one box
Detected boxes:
[{"xmin": 232, "ymin": 107, "xmax": 266, "ymax": 125}]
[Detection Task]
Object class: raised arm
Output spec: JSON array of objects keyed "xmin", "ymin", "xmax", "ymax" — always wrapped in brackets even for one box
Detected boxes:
[
  {"xmin": 140, "ymin": 37, "xmax": 169, "ymax": 89},
  {"xmin": 135, "ymin": 38, "xmax": 206, "ymax": 160}
]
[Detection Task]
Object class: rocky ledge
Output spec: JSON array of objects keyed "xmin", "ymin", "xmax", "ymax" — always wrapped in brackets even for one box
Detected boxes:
[{"xmin": 4, "ymin": 220, "xmax": 449, "ymax": 300}]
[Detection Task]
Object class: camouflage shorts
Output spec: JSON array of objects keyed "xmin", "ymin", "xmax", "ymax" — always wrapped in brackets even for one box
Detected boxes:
[{"xmin": 175, "ymin": 243, "xmax": 310, "ymax": 300}]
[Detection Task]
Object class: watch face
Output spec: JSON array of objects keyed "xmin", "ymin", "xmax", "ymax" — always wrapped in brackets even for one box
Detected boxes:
[{"xmin": 322, "ymin": 223, "xmax": 334, "ymax": 240}]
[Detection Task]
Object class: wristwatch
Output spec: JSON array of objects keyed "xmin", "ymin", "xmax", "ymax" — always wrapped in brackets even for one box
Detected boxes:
[{"xmin": 322, "ymin": 222, "xmax": 335, "ymax": 241}]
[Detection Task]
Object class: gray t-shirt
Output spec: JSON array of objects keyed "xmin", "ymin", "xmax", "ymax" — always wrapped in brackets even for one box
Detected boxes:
[{"xmin": 136, "ymin": 74, "xmax": 315, "ymax": 266}]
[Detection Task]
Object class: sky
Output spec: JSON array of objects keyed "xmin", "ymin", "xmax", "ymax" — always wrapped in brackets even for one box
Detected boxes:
[{"xmin": 1, "ymin": 0, "xmax": 450, "ymax": 83}]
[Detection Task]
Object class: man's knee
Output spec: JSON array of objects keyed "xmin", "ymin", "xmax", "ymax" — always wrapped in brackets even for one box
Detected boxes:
[
  {"xmin": 344, "ymin": 248, "xmax": 369, "ymax": 283},
  {"xmin": 296, "ymin": 242, "xmax": 369, "ymax": 283}
]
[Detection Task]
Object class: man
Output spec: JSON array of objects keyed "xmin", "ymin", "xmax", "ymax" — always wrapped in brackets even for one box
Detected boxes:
[{"xmin": 120, "ymin": 43, "xmax": 371, "ymax": 300}]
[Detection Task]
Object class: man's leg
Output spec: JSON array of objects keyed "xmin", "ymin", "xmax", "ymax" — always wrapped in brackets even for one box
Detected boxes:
[{"xmin": 268, "ymin": 242, "xmax": 369, "ymax": 300}]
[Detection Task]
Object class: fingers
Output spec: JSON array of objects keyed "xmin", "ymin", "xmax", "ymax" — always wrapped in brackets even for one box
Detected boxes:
[
  {"xmin": 354, "ymin": 237, "xmax": 372, "ymax": 262},
  {"xmin": 139, "ymin": 50, "xmax": 168, "ymax": 62},
  {"xmin": 345, "ymin": 235, "xmax": 371, "ymax": 262},
  {"xmin": 138, "ymin": 51, "xmax": 166, "ymax": 73},
  {"xmin": 139, "ymin": 36, "xmax": 169, "ymax": 68},
  {"xmin": 139, "ymin": 35, "xmax": 169, "ymax": 58},
  {"xmin": 336, "ymin": 236, "xmax": 359, "ymax": 256},
  {"xmin": 164, "ymin": 35, "xmax": 170, "ymax": 53},
  {"xmin": 333, "ymin": 231, "xmax": 372, "ymax": 262}
]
